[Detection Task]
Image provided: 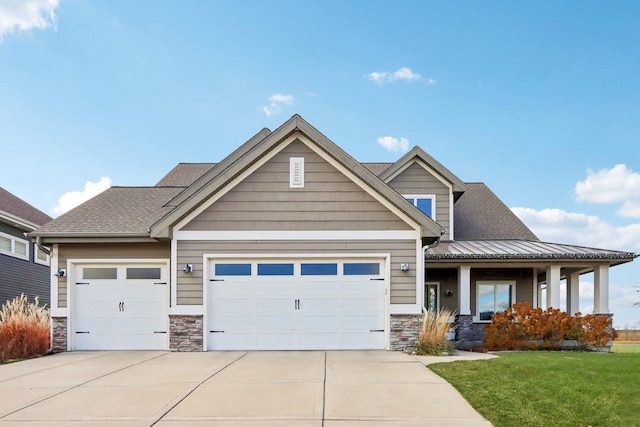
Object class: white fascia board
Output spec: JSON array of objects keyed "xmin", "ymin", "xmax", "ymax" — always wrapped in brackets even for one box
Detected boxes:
[
  {"xmin": 51, "ymin": 308, "xmax": 68, "ymax": 317},
  {"xmin": 175, "ymin": 230, "xmax": 419, "ymax": 241},
  {"xmin": 50, "ymin": 244, "xmax": 59, "ymax": 310},
  {"xmin": 169, "ymin": 306, "xmax": 204, "ymax": 315},
  {"xmin": 388, "ymin": 304, "xmax": 422, "ymax": 314}
]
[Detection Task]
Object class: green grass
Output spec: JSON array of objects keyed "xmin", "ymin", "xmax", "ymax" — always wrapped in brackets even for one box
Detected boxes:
[
  {"xmin": 429, "ymin": 352, "xmax": 640, "ymax": 427},
  {"xmin": 612, "ymin": 343, "xmax": 640, "ymax": 353}
]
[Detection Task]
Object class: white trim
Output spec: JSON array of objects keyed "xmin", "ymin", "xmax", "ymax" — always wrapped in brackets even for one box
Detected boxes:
[
  {"xmin": 289, "ymin": 157, "xmax": 304, "ymax": 188},
  {"xmin": 474, "ymin": 280, "xmax": 516, "ymax": 323},
  {"xmin": 388, "ymin": 304, "xmax": 422, "ymax": 314},
  {"xmin": 67, "ymin": 258, "xmax": 171, "ymax": 351},
  {"xmin": 403, "ymin": 194, "xmax": 436, "ymax": 219},
  {"xmin": 174, "ymin": 230, "xmax": 419, "ymax": 241},
  {"xmin": 50, "ymin": 244, "xmax": 59, "ymax": 310},
  {"xmin": 174, "ymin": 132, "xmax": 423, "ymax": 233},
  {"xmin": 459, "ymin": 266, "xmax": 471, "ymax": 315},
  {"xmin": 171, "ymin": 240, "xmax": 178, "ymax": 308},
  {"xmin": 169, "ymin": 305, "xmax": 204, "ymax": 315},
  {"xmin": 34, "ymin": 246, "xmax": 50, "ymax": 266},
  {"xmin": 202, "ymin": 252, "xmax": 391, "ymax": 351},
  {"xmin": 0, "ymin": 230, "xmax": 29, "ymax": 261}
]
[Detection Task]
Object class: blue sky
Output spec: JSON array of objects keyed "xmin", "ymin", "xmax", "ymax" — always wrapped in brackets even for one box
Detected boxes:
[{"xmin": 1, "ymin": 1, "xmax": 639, "ymax": 327}]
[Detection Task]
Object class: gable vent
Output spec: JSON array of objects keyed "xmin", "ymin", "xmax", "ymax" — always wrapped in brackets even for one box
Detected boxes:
[{"xmin": 290, "ymin": 157, "xmax": 304, "ymax": 188}]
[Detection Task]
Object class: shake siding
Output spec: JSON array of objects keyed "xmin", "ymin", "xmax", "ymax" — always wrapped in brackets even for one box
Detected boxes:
[
  {"xmin": 182, "ymin": 140, "xmax": 412, "ymax": 231},
  {"xmin": 387, "ymin": 162, "xmax": 452, "ymax": 240},
  {"xmin": 56, "ymin": 242, "xmax": 170, "ymax": 308},
  {"xmin": 176, "ymin": 240, "xmax": 417, "ymax": 305}
]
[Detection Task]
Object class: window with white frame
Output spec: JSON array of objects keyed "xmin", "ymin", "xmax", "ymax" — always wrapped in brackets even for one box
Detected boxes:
[
  {"xmin": 477, "ymin": 281, "xmax": 515, "ymax": 321},
  {"xmin": 35, "ymin": 247, "xmax": 51, "ymax": 266},
  {"xmin": 0, "ymin": 231, "xmax": 29, "ymax": 260},
  {"xmin": 424, "ymin": 282, "xmax": 439, "ymax": 312},
  {"xmin": 404, "ymin": 195, "xmax": 435, "ymax": 218}
]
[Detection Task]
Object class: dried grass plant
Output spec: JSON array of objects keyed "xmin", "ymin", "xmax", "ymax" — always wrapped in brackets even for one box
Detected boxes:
[
  {"xmin": 415, "ymin": 308, "xmax": 457, "ymax": 356},
  {"xmin": 0, "ymin": 294, "xmax": 50, "ymax": 361}
]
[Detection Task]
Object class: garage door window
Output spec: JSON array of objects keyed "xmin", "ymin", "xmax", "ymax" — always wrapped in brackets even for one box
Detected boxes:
[
  {"xmin": 83, "ymin": 267, "xmax": 117, "ymax": 280},
  {"xmin": 301, "ymin": 263, "xmax": 338, "ymax": 276},
  {"xmin": 215, "ymin": 263, "xmax": 251, "ymax": 276},
  {"xmin": 343, "ymin": 263, "xmax": 380, "ymax": 275},
  {"xmin": 258, "ymin": 263, "xmax": 294, "ymax": 276},
  {"xmin": 126, "ymin": 267, "xmax": 161, "ymax": 280}
]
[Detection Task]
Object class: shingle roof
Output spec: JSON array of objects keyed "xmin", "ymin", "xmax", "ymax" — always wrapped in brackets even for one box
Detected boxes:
[
  {"xmin": 156, "ymin": 163, "xmax": 216, "ymax": 186},
  {"xmin": 454, "ymin": 183, "xmax": 539, "ymax": 241},
  {"xmin": 426, "ymin": 240, "xmax": 636, "ymax": 266},
  {"xmin": 32, "ymin": 187, "xmax": 184, "ymax": 235},
  {"xmin": 0, "ymin": 187, "xmax": 52, "ymax": 228},
  {"xmin": 361, "ymin": 162, "xmax": 392, "ymax": 176}
]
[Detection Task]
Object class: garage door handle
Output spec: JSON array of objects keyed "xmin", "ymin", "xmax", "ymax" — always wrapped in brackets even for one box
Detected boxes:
[
  {"xmin": 370, "ymin": 278, "xmax": 384, "ymax": 281},
  {"xmin": 76, "ymin": 331, "xmax": 90, "ymax": 334},
  {"xmin": 210, "ymin": 279, "xmax": 225, "ymax": 282},
  {"xmin": 154, "ymin": 282, "xmax": 167, "ymax": 285},
  {"xmin": 76, "ymin": 282, "xmax": 90, "ymax": 285},
  {"xmin": 370, "ymin": 329, "xmax": 384, "ymax": 332},
  {"xmin": 154, "ymin": 331, "xmax": 167, "ymax": 334},
  {"xmin": 210, "ymin": 330, "xmax": 225, "ymax": 333}
]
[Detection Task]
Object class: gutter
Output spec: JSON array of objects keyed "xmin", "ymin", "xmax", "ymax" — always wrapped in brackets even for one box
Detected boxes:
[
  {"xmin": 35, "ymin": 235, "xmax": 51, "ymax": 255},
  {"xmin": 420, "ymin": 229, "xmax": 445, "ymax": 313}
]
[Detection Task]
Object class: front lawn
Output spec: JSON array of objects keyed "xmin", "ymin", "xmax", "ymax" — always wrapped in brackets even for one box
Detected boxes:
[{"xmin": 429, "ymin": 352, "xmax": 640, "ymax": 427}]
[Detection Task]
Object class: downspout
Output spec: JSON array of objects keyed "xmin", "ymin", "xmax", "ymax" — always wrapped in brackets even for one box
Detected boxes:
[
  {"xmin": 421, "ymin": 229, "xmax": 444, "ymax": 313},
  {"xmin": 35, "ymin": 236, "xmax": 51, "ymax": 255}
]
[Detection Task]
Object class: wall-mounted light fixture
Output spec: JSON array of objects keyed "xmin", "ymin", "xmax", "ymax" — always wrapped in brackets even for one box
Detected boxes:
[
  {"xmin": 54, "ymin": 268, "xmax": 66, "ymax": 278},
  {"xmin": 400, "ymin": 263, "xmax": 410, "ymax": 272},
  {"xmin": 183, "ymin": 264, "xmax": 193, "ymax": 273},
  {"xmin": 446, "ymin": 289, "xmax": 453, "ymax": 297}
]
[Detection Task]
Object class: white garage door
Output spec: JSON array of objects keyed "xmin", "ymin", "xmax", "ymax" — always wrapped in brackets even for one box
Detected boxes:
[
  {"xmin": 207, "ymin": 259, "xmax": 386, "ymax": 350},
  {"xmin": 73, "ymin": 264, "xmax": 168, "ymax": 350}
]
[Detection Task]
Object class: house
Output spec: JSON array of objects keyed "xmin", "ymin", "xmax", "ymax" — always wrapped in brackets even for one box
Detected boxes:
[
  {"xmin": 0, "ymin": 187, "xmax": 52, "ymax": 307},
  {"xmin": 31, "ymin": 115, "xmax": 636, "ymax": 352}
]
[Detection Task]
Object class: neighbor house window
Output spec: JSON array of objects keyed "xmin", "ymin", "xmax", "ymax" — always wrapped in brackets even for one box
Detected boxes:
[
  {"xmin": 477, "ymin": 281, "xmax": 515, "ymax": 321},
  {"xmin": 404, "ymin": 195, "xmax": 435, "ymax": 218},
  {"xmin": 35, "ymin": 247, "xmax": 50, "ymax": 266},
  {"xmin": 0, "ymin": 231, "xmax": 29, "ymax": 261}
]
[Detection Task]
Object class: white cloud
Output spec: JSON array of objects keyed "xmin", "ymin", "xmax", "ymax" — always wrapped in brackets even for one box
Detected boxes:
[
  {"xmin": 511, "ymin": 206, "xmax": 640, "ymax": 251},
  {"xmin": 377, "ymin": 136, "xmax": 410, "ymax": 153},
  {"xmin": 0, "ymin": 0, "xmax": 59, "ymax": 42},
  {"xmin": 52, "ymin": 177, "xmax": 112, "ymax": 216},
  {"xmin": 575, "ymin": 164, "xmax": 640, "ymax": 204},
  {"xmin": 366, "ymin": 67, "xmax": 428, "ymax": 85},
  {"xmin": 261, "ymin": 93, "xmax": 294, "ymax": 116}
]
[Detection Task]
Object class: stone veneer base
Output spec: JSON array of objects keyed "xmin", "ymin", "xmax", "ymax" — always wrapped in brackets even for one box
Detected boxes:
[
  {"xmin": 390, "ymin": 314, "xmax": 422, "ymax": 352},
  {"xmin": 51, "ymin": 317, "xmax": 67, "ymax": 353},
  {"xmin": 169, "ymin": 315, "xmax": 203, "ymax": 351}
]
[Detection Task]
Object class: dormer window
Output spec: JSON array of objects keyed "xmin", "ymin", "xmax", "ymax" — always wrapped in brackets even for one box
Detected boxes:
[{"xmin": 404, "ymin": 195, "xmax": 435, "ymax": 219}]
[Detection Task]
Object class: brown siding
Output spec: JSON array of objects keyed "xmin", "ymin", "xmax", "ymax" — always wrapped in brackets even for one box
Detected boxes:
[
  {"xmin": 56, "ymin": 242, "xmax": 170, "ymax": 308},
  {"xmin": 177, "ymin": 240, "xmax": 417, "ymax": 305},
  {"xmin": 387, "ymin": 162, "xmax": 452, "ymax": 239},
  {"xmin": 182, "ymin": 140, "xmax": 412, "ymax": 231}
]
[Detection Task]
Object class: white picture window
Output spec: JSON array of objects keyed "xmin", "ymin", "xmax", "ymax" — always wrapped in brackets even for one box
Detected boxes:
[
  {"xmin": 404, "ymin": 195, "xmax": 435, "ymax": 218},
  {"xmin": 0, "ymin": 231, "xmax": 29, "ymax": 260},
  {"xmin": 476, "ymin": 281, "xmax": 516, "ymax": 322}
]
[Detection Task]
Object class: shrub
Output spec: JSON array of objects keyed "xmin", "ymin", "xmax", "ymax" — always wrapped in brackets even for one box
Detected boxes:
[
  {"xmin": 0, "ymin": 294, "xmax": 50, "ymax": 362},
  {"xmin": 415, "ymin": 308, "xmax": 457, "ymax": 356},
  {"xmin": 483, "ymin": 302, "xmax": 612, "ymax": 351}
]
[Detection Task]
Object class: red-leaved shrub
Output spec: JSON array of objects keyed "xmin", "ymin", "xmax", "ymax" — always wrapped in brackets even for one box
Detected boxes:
[
  {"xmin": 0, "ymin": 294, "xmax": 50, "ymax": 362},
  {"xmin": 483, "ymin": 302, "xmax": 612, "ymax": 351}
]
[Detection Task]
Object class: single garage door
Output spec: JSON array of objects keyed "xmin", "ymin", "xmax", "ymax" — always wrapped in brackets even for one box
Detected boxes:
[
  {"xmin": 73, "ymin": 264, "xmax": 169, "ymax": 350},
  {"xmin": 207, "ymin": 259, "xmax": 386, "ymax": 350}
]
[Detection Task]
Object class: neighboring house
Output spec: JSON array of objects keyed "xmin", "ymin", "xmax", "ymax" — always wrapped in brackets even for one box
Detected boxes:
[
  {"xmin": 31, "ymin": 115, "xmax": 636, "ymax": 352},
  {"xmin": 0, "ymin": 187, "xmax": 52, "ymax": 307}
]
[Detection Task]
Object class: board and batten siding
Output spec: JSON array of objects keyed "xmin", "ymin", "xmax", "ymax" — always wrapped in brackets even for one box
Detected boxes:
[
  {"xmin": 386, "ymin": 162, "xmax": 452, "ymax": 240},
  {"xmin": 182, "ymin": 140, "xmax": 413, "ymax": 232},
  {"xmin": 55, "ymin": 242, "xmax": 170, "ymax": 308},
  {"xmin": 176, "ymin": 240, "xmax": 417, "ymax": 305}
]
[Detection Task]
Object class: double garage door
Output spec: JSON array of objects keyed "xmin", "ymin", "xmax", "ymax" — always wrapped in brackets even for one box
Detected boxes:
[
  {"xmin": 73, "ymin": 264, "xmax": 168, "ymax": 350},
  {"xmin": 208, "ymin": 259, "xmax": 386, "ymax": 350}
]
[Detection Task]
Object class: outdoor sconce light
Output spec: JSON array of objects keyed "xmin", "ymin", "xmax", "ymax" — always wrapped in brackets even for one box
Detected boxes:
[
  {"xmin": 54, "ymin": 268, "xmax": 66, "ymax": 278},
  {"xmin": 446, "ymin": 289, "xmax": 453, "ymax": 297},
  {"xmin": 183, "ymin": 264, "xmax": 193, "ymax": 273},
  {"xmin": 400, "ymin": 263, "xmax": 410, "ymax": 272}
]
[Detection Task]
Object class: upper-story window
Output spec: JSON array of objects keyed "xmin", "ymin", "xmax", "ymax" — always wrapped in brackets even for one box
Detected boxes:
[
  {"xmin": 35, "ymin": 247, "xmax": 51, "ymax": 266},
  {"xmin": 404, "ymin": 195, "xmax": 435, "ymax": 219},
  {"xmin": 0, "ymin": 231, "xmax": 29, "ymax": 261}
]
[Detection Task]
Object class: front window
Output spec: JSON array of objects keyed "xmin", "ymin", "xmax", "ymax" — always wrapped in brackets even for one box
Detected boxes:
[
  {"xmin": 424, "ymin": 283, "xmax": 439, "ymax": 312},
  {"xmin": 477, "ymin": 282, "xmax": 515, "ymax": 321},
  {"xmin": 0, "ymin": 231, "xmax": 29, "ymax": 260},
  {"xmin": 404, "ymin": 195, "xmax": 435, "ymax": 218}
]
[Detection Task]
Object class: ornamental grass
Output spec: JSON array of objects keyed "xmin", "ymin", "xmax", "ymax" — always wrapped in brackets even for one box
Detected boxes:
[
  {"xmin": 415, "ymin": 308, "xmax": 457, "ymax": 356},
  {"xmin": 0, "ymin": 294, "xmax": 50, "ymax": 362}
]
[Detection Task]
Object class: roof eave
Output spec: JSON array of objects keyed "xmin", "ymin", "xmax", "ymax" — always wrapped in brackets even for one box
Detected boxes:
[{"xmin": 0, "ymin": 210, "xmax": 40, "ymax": 232}]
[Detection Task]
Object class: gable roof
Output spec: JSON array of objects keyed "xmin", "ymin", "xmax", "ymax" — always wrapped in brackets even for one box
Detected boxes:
[
  {"xmin": 454, "ymin": 183, "xmax": 539, "ymax": 241},
  {"xmin": 361, "ymin": 162, "xmax": 392, "ymax": 176},
  {"xmin": 0, "ymin": 187, "xmax": 52, "ymax": 231},
  {"xmin": 156, "ymin": 163, "xmax": 216, "ymax": 187},
  {"xmin": 150, "ymin": 114, "xmax": 444, "ymax": 240},
  {"xmin": 32, "ymin": 187, "xmax": 183, "ymax": 238},
  {"xmin": 378, "ymin": 146, "xmax": 466, "ymax": 196}
]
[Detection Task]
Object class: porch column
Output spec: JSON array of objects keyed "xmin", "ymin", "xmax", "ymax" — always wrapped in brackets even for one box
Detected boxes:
[
  {"xmin": 546, "ymin": 265, "xmax": 561, "ymax": 309},
  {"xmin": 459, "ymin": 266, "xmax": 471, "ymax": 315},
  {"xmin": 532, "ymin": 268, "xmax": 538, "ymax": 308},
  {"xmin": 594, "ymin": 265, "xmax": 610, "ymax": 314},
  {"xmin": 566, "ymin": 271, "xmax": 580, "ymax": 315}
]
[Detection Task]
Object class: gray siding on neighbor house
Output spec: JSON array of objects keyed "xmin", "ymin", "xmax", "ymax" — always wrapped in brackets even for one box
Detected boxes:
[
  {"xmin": 182, "ymin": 140, "xmax": 413, "ymax": 232},
  {"xmin": 387, "ymin": 162, "xmax": 452, "ymax": 240},
  {"xmin": 176, "ymin": 240, "xmax": 418, "ymax": 305},
  {"xmin": 0, "ymin": 222, "xmax": 50, "ymax": 307},
  {"xmin": 56, "ymin": 242, "xmax": 170, "ymax": 308}
]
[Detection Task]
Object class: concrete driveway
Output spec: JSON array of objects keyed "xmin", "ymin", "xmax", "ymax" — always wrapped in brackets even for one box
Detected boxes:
[{"xmin": 0, "ymin": 351, "xmax": 492, "ymax": 426}]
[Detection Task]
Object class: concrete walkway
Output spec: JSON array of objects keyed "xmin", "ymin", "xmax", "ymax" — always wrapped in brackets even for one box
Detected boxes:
[{"xmin": 0, "ymin": 351, "xmax": 493, "ymax": 426}]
